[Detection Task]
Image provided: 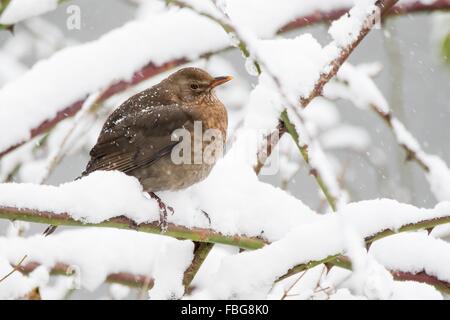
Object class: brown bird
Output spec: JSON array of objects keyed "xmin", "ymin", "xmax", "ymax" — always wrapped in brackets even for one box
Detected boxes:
[{"xmin": 44, "ymin": 67, "xmax": 231, "ymax": 235}]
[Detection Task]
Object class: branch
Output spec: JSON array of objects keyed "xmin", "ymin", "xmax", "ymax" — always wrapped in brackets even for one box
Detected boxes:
[
  {"xmin": 2, "ymin": 0, "xmax": 449, "ymax": 159},
  {"xmin": 0, "ymin": 254, "xmax": 27, "ymax": 282},
  {"xmin": 0, "ymin": 59, "xmax": 188, "ymax": 158},
  {"xmin": 255, "ymin": 0, "xmax": 402, "ymax": 209},
  {"xmin": 391, "ymin": 271, "xmax": 450, "ymax": 295},
  {"xmin": 371, "ymin": 105, "xmax": 430, "ymax": 171},
  {"xmin": 0, "ymin": 206, "xmax": 266, "ymax": 250}
]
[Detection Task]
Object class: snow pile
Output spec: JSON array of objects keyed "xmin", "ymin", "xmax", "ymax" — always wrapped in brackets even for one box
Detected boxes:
[
  {"xmin": 0, "ymin": 171, "xmax": 160, "ymax": 224},
  {"xmin": 0, "ymin": 0, "xmax": 385, "ymax": 156},
  {"xmin": 325, "ymin": 62, "xmax": 450, "ymax": 202},
  {"xmin": 320, "ymin": 125, "xmax": 371, "ymax": 151},
  {"xmin": 370, "ymin": 232, "xmax": 450, "ymax": 284},
  {"xmin": 0, "ymin": 0, "xmax": 58, "ymax": 25},
  {"xmin": 0, "ymin": 228, "xmax": 194, "ymax": 298},
  {"xmin": 338, "ymin": 199, "xmax": 450, "ymax": 239}
]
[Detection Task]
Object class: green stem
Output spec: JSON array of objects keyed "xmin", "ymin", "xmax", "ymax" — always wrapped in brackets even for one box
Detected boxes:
[
  {"xmin": 280, "ymin": 110, "xmax": 337, "ymax": 211},
  {"xmin": 182, "ymin": 242, "xmax": 214, "ymax": 292}
]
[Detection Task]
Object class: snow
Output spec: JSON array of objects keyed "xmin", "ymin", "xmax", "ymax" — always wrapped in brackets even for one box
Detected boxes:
[
  {"xmin": 196, "ymin": 217, "xmax": 347, "ymax": 299},
  {"xmin": 0, "ymin": 170, "xmax": 159, "ymax": 224},
  {"xmin": 328, "ymin": 0, "xmax": 378, "ymax": 47},
  {"xmin": 0, "ymin": 0, "xmax": 448, "ymax": 300},
  {"xmin": 109, "ymin": 284, "xmax": 131, "ymax": 300},
  {"xmin": 1, "ymin": 166, "xmax": 449, "ymax": 245},
  {"xmin": 0, "ymin": 51, "xmax": 27, "ymax": 87},
  {"xmin": 423, "ymin": 155, "xmax": 450, "ymax": 202},
  {"xmin": 252, "ymin": 34, "xmax": 339, "ymax": 103},
  {"xmin": 320, "ymin": 125, "xmax": 371, "ymax": 151},
  {"xmin": 0, "ymin": 0, "xmax": 58, "ymax": 25},
  {"xmin": 325, "ymin": 63, "xmax": 390, "ymax": 113},
  {"xmin": 0, "ymin": 228, "xmax": 194, "ymax": 298},
  {"xmin": 324, "ymin": 62, "xmax": 450, "ymax": 203},
  {"xmin": 0, "ymin": 256, "xmax": 36, "ymax": 299},
  {"xmin": 191, "ymin": 198, "xmax": 450, "ymax": 298},
  {"xmin": 338, "ymin": 199, "xmax": 450, "ymax": 240},
  {"xmin": 224, "ymin": 0, "xmax": 355, "ymax": 38},
  {"xmin": 370, "ymin": 232, "xmax": 450, "ymax": 284}
]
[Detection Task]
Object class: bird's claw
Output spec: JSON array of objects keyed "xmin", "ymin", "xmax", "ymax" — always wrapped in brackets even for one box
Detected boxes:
[{"xmin": 149, "ymin": 192, "xmax": 173, "ymax": 232}]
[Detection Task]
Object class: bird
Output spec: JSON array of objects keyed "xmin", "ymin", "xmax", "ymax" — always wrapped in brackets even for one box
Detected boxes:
[{"xmin": 43, "ymin": 67, "xmax": 232, "ymax": 235}]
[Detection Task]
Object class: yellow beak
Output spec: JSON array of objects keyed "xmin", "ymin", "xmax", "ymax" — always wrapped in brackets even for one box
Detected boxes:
[{"xmin": 209, "ymin": 76, "xmax": 233, "ymax": 88}]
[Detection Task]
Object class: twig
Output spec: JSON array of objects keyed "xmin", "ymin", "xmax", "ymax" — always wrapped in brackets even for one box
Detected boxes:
[
  {"xmin": 279, "ymin": 0, "xmax": 450, "ymax": 33},
  {"xmin": 280, "ymin": 269, "xmax": 309, "ymax": 300},
  {"xmin": 0, "ymin": 254, "xmax": 27, "ymax": 282}
]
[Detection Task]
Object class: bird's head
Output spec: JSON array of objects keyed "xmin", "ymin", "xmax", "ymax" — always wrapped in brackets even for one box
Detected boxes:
[{"xmin": 166, "ymin": 67, "xmax": 233, "ymax": 104}]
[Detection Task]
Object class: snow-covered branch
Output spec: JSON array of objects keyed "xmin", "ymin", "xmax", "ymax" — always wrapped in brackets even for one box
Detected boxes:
[
  {"xmin": 192, "ymin": 199, "xmax": 450, "ymax": 298},
  {"xmin": 0, "ymin": 228, "xmax": 194, "ymax": 299},
  {"xmin": 0, "ymin": 0, "xmax": 61, "ymax": 27},
  {"xmin": 325, "ymin": 63, "xmax": 450, "ymax": 202},
  {"xmin": 0, "ymin": 206, "xmax": 266, "ymax": 250},
  {"xmin": 279, "ymin": 0, "xmax": 450, "ymax": 33}
]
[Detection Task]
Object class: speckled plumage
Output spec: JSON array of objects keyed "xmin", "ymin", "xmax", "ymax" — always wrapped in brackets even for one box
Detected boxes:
[{"xmin": 83, "ymin": 67, "xmax": 229, "ymax": 192}]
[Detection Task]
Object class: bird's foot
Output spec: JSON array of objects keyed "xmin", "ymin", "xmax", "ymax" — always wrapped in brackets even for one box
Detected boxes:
[{"xmin": 148, "ymin": 192, "xmax": 173, "ymax": 232}]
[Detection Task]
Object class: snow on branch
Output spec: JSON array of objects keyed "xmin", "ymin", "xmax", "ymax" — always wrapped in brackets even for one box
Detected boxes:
[
  {"xmin": 325, "ymin": 63, "xmax": 450, "ymax": 202},
  {"xmin": 0, "ymin": 228, "xmax": 194, "ymax": 299},
  {"xmin": 0, "ymin": 0, "xmax": 59, "ymax": 26},
  {"xmin": 192, "ymin": 199, "xmax": 450, "ymax": 298},
  {"xmin": 251, "ymin": 0, "xmax": 399, "ymax": 177}
]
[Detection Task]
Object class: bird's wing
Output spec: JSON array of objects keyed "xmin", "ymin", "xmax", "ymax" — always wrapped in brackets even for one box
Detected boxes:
[{"xmin": 83, "ymin": 100, "xmax": 193, "ymax": 176}]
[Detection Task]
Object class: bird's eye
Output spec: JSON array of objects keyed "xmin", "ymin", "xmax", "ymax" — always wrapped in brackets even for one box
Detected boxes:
[{"xmin": 190, "ymin": 83, "xmax": 199, "ymax": 90}]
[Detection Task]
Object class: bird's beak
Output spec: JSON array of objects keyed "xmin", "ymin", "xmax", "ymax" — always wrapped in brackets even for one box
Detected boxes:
[{"xmin": 209, "ymin": 76, "xmax": 233, "ymax": 89}]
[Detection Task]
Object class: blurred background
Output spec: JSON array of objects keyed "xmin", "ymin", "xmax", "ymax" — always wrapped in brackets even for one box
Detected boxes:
[{"xmin": 0, "ymin": 0, "xmax": 449, "ymax": 299}]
